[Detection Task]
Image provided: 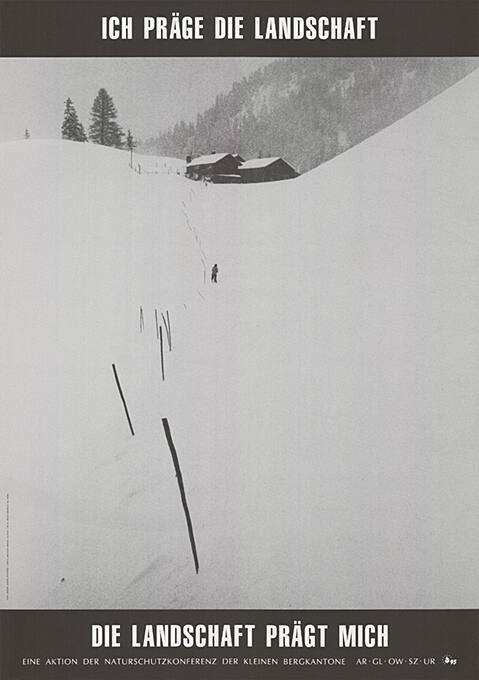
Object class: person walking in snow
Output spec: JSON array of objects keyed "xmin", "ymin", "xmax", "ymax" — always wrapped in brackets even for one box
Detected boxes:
[{"xmin": 211, "ymin": 263, "xmax": 218, "ymax": 283}]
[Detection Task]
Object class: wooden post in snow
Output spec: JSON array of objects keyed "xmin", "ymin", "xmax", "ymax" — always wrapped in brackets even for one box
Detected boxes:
[
  {"xmin": 159, "ymin": 326, "xmax": 165, "ymax": 381},
  {"xmin": 161, "ymin": 311, "xmax": 172, "ymax": 351},
  {"xmin": 111, "ymin": 363, "xmax": 135, "ymax": 436},
  {"xmin": 161, "ymin": 417, "xmax": 199, "ymax": 574}
]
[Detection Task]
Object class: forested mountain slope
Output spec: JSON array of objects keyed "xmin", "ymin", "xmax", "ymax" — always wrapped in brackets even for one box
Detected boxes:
[{"xmin": 140, "ymin": 57, "xmax": 477, "ymax": 172}]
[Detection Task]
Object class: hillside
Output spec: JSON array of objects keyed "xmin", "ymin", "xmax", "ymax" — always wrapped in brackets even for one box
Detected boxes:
[
  {"xmin": 140, "ymin": 57, "xmax": 478, "ymax": 172},
  {"xmin": 1, "ymin": 69, "xmax": 478, "ymax": 610}
]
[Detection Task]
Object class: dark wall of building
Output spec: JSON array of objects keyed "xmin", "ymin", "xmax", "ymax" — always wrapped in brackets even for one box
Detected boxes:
[
  {"xmin": 210, "ymin": 174, "xmax": 241, "ymax": 184},
  {"xmin": 187, "ymin": 155, "xmax": 239, "ymax": 179},
  {"xmin": 239, "ymin": 160, "xmax": 298, "ymax": 184}
]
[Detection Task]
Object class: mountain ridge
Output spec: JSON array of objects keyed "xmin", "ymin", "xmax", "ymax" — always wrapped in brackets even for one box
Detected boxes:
[{"xmin": 139, "ymin": 57, "xmax": 478, "ymax": 172}]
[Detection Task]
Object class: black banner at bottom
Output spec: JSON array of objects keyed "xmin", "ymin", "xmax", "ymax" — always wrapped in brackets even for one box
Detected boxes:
[{"xmin": 0, "ymin": 610, "xmax": 477, "ymax": 679}]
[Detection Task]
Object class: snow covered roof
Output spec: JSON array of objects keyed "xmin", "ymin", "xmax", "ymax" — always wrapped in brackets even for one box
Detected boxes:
[
  {"xmin": 188, "ymin": 153, "xmax": 233, "ymax": 167},
  {"xmin": 239, "ymin": 157, "xmax": 283, "ymax": 170}
]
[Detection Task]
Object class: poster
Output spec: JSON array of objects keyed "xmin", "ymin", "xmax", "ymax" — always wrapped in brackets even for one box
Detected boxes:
[{"xmin": 0, "ymin": 1, "xmax": 478, "ymax": 677}]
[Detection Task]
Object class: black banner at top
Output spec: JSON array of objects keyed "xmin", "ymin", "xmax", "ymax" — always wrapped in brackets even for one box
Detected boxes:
[{"xmin": 0, "ymin": 0, "xmax": 478, "ymax": 57}]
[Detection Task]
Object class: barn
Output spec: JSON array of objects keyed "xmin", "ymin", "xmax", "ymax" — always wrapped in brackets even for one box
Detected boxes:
[
  {"xmin": 238, "ymin": 157, "xmax": 299, "ymax": 183},
  {"xmin": 186, "ymin": 153, "xmax": 241, "ymax": 180}
]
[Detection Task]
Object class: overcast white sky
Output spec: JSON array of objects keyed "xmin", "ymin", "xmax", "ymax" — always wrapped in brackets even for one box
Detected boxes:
[{"xmin": 0, "ymin": 57, "xmax": 275, "ymax": 144}]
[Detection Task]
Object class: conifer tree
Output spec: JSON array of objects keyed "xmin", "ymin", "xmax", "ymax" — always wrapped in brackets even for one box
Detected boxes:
[
  {"xmin": 88, "ymin": 88, "xmax": 124, "ymax": 148},
  {"xmin": 61, "ymin": 98, "xmax": 87, "ymax": 142},
  {"xmin": 24, "ymin": 128, "xmax": 30, "ymax": 139},
  {"xmin": 126, "ymin": 129, "xmax": 136, "ymax": 151},
  {"xmin": 126, "ymin": 129, "xmax": 136, "ymax": 168}
]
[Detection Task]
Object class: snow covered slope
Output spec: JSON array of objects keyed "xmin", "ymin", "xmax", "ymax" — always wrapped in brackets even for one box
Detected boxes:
[{"xmin": 1, "ymin": 69, "xmax": 478, "ymax": 609}]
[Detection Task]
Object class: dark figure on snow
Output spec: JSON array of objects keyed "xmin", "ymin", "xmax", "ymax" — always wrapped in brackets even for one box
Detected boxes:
[{"xmin": 211, "ymin": 264, "xmax": 218, "ymax": 283}]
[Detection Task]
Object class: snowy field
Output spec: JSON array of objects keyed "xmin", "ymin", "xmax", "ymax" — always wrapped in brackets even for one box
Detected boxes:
[{"xmin": 1, "ymin": 69, "xmax": 478, "ymax": 609}]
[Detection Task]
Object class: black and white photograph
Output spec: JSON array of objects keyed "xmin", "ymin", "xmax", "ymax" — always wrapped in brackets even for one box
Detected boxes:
[
  {"xmin": 1, "ymin": 53, "xmax": 478, "ymax": 611},
  {"xmin": 0, "ymin": 1, "xmax": 478, "ymax": 675}
]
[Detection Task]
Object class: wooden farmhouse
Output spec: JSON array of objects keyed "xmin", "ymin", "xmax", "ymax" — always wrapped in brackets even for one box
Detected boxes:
[
  {"xmin": 238, "ymin": 157, "xmax": 299, "ymax": 183},
  {"xmin": 185, "ymin": 153, "xmax": 299, "ymax": 184},
  {"xmin": 185, "ymin": 153, "xmax": 240, "ymax": 180}
]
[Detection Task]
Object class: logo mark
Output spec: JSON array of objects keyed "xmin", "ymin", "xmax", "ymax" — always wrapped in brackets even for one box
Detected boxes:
[{"xmin": 442, "ymin": 655, "xmax": 457, "ymax": 666}]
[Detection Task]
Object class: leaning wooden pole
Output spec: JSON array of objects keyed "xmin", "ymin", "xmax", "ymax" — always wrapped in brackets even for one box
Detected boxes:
[
  {"xmin": 159, "ymin": 326, "xmax": 165, "ymax": 381},
  {"xmin": 162, "ymin": 418, "xmax": 199, "ymax": 574},
  {"xmin": 161, "ymin": 311, "xmax": 171, "ymax": 351},
  {"xmin": 111, "ymin": 363, "xmax": 135, "ymax": 436},
  {"xmin": 166, "ymin": 310, "xmax": 172, "ymax": 350}
]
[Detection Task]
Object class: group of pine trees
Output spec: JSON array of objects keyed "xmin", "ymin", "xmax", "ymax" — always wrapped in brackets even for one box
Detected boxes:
[{"xmin": 61, "ymin": 88, "xmax": 135, "ymax": 150}]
